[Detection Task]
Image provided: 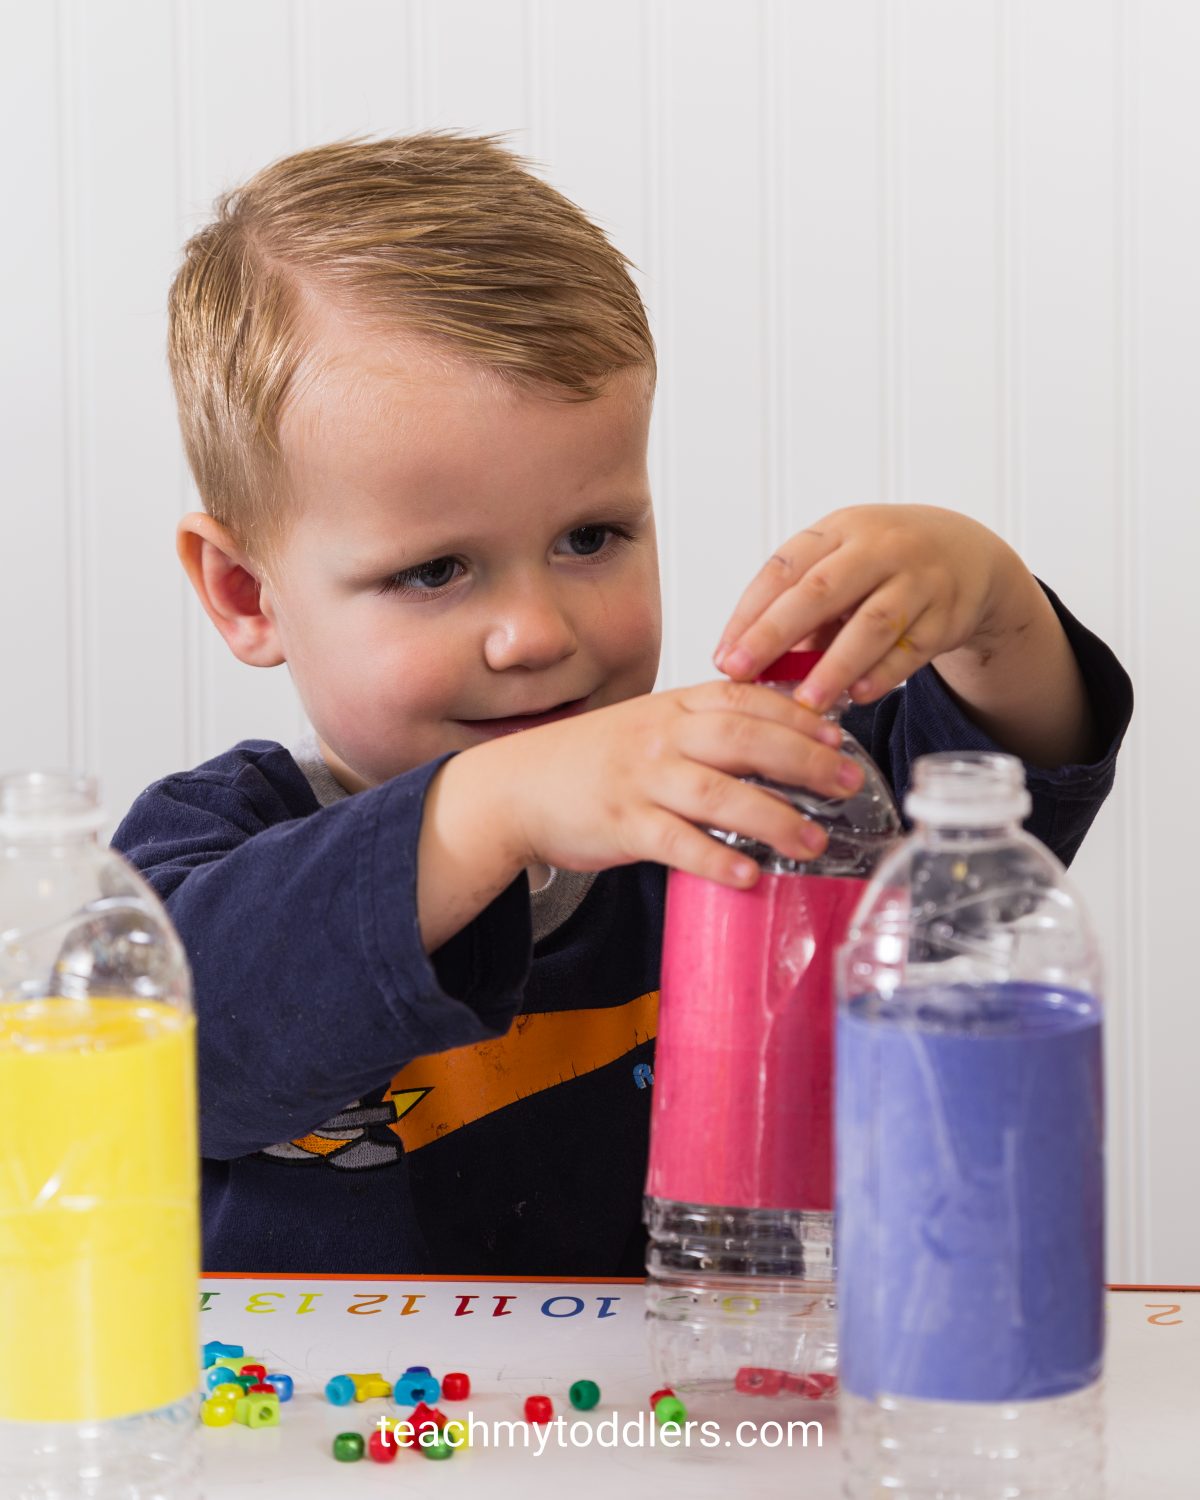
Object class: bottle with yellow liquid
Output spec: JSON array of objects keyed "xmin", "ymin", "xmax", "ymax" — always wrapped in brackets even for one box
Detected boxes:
[{"xmin": 0, "ymin": 771, "xmax": 200, "ymax": 1500}]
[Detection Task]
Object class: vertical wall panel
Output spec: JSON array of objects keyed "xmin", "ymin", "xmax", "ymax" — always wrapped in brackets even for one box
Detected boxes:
[
  {"xmin": 654, "ymin": 0, "xmax": 770, "ymax": 690},
  {"xmin": 1132, "ymin": 0, "xmax": 1200, "ymax": 1284},
  {"xmin": 305, "ymin": 0, "xmax": 416, "ymax": 142},
  {"xmin": 895, "ymin": 1, "xmax": 1002, "ymax": 525},
  {"xmin": 1011, "ymin": 0, "xmax": 1131, "ymax": 1277},
  {"xmin": 0, "ymin": 6, "xmax": 71, "ymax": 771},
  {"xmin": 67, "ymin": 0, "xmax": 190, "ymax": 829},
  {"xmin": 181, "ymin": 0, "xmax": 310, "ymax": 764}
]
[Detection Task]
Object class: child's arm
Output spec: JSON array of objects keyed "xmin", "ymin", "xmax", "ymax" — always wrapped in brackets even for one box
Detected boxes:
[
  {"xmin": 416, "ymin": 680, "xmax": 861, "ymax": 953},
  {"xmin": 711, "ymin": 504, "xmax": 1105, "ymax": 770}
]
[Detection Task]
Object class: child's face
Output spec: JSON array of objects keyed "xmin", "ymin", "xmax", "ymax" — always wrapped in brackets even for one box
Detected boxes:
[{"xmin": 261, "ymin": 317, "xmax": 661, "ymax": 792}]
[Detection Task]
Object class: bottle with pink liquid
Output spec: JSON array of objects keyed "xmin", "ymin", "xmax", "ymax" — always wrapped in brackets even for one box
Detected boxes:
[{"xmin": 643, "ymin": 651, "xmax": 901, "ymax": 1414}]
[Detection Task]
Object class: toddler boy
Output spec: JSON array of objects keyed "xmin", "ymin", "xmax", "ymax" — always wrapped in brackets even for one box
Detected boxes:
[{"xmin": 114, "ymin": 133, "xmax": 1132, "ymax": 1274}]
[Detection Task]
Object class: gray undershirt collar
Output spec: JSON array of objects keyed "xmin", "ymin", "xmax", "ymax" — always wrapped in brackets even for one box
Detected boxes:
[{"xmin": 289, "ymin": 730, "xmax": 596, "ymax": 945}]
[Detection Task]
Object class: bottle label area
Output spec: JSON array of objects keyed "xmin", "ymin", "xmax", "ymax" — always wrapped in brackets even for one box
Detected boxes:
[
  {"xmin": 836, "ymin": 983, "xmax": 1104, "ymax": 1403},
  {"xmin": 648, "ymin": 871, "xmax": 867, "ymax": 1212},
  {"xmin": 0, "ymin": 999, "xmax": 199, "ymax": 1423}
]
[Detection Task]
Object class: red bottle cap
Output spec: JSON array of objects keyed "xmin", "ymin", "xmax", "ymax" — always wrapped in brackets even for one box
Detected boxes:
[{"xmin": 755, "ymin": 650, "xmax": 823, "ymax": 684}]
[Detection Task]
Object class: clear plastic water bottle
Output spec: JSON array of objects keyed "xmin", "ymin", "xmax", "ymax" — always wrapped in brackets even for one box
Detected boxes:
[
  {"xmin": 836, "ymin": 752, "xmax": 1105, "ymax": 1498},
  {"xmin": 644, "ymin": 651, "xmax": 902, "ymax": 1414},
  {"xmin": 0, "ymin": 772, "xmax": 201, "ymax": 1500}
]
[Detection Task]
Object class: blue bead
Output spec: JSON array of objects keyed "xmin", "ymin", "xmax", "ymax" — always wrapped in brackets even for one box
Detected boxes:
[
  {"xmin": 206, "ymin": 1365, "xmax": 240, "ymax": 1393},
  {"xmin": 393, "ymin": 1372, "xmax": 440, "ymax": 1405},
  {"xmin": 406, "ymin": 1365, "xmax": 432, "ymax": 1375},
  {"xmin": 325, "ymin": 1375, "xmax": 356, "ymax": 1406},
  {"xmin": 201, "ymin": 1340, "xmax": 243, "ymax": 1369},
  {"xmin": 266, "ymin": 1372, "xmax": 293, "ymax": 1402}
]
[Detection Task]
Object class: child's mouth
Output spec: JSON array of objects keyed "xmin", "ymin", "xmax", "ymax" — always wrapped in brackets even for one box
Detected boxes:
[{"xmin": 455, "ymin": 696, "xmax": 591, "ymax": 737}]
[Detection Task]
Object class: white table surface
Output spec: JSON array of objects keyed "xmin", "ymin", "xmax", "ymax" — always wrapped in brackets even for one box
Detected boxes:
[{"xmin": 195, "ymin": 1274, "xmax": 1200, "ymax": 1497}]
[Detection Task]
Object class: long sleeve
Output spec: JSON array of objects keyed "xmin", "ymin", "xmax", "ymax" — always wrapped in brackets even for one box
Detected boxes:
[
  {"xmin": 111, "ymin": 743, "xmax": 532, "ymax": 1160},
  {"xmin": 842, "ymin": 580, "xmax": 1133, "ymax": 865}
]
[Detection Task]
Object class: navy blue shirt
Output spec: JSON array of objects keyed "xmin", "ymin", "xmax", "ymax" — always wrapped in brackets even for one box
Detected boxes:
[{"xmin": 111, "ymin": 583, "xmax": 1132, "ymax": 1275}]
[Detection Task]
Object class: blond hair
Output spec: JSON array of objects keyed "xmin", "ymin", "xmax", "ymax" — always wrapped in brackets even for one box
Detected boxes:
[{"xmin": 167, "ymin": 132, "xmax": 656, "ymax": 564}]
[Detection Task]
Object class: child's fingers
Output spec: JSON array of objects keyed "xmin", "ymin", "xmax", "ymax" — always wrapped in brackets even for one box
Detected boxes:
[
  {"xmin": 674, "ymin": 712, "xmax": 863, "ymax": 801},
  {"xmin": 676, "ymin": 680, "xmax": 843, "ymax": 747},
  {"xmin": 716, "ymin": 547, "xmax": 893, "ymax": 682},
  {"xmin": 837, "ymin": 605, "xmax": 941, "ymax": 705},
  {"xmin": 650, "ymin": 769, "xmax": 829, "ymax": 870},
  {"xmin": 713, "ymin": 529, "xmax": 842, "ymax": 668},
  {"xmin": 635, "ymin": 810, "xmax": 770, "ymax": 888},
  {"xmin": 794, "ymin": 585, "xmax": 936, "ymax": 711}
]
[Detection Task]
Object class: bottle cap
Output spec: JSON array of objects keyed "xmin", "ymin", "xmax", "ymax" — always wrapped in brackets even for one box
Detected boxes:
[
  {"xmin": 755, "ymin": 650, "xmax": 823, "ymax": 684},
  {"xmin": 0, "ymin": 770, "xmax": 107, "ymax": 839},
  {"xmin": 903, "ymin": 752, "xmax": 1031, "ymax": 827}
]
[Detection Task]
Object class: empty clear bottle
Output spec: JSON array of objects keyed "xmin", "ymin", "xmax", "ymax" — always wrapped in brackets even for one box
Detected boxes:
[
  {"xmin": 644, "ymin": 652, "xmax": 901, "ymax": 1413},
  {"xmin": 0, "ymin": 772, "xmax": 201, "ymax": 1500},
  {"xmin": 836, "ymin": 752, "xmax": 1104, "ymax": 1499}
]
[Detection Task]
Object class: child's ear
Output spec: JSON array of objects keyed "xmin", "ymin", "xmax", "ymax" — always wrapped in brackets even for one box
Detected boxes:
[{"xmin": 176, "ymin": 513, "xmax": 286, "ymax": 668}]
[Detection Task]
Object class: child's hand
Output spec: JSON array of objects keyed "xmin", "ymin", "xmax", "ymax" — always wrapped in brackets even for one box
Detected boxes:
[
  {"xmin": 713, "ymin": 504, "xmax": 1023, "ymax": 712},
  {"xmin": 481, "ymin": 682, "xmax": 866, "ymax": 890}
]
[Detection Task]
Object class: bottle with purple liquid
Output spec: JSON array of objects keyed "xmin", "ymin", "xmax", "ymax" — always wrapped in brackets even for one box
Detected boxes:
[{"xmin": 836, "ymin": 752, "xmax": 1105, "ymax": 1498}]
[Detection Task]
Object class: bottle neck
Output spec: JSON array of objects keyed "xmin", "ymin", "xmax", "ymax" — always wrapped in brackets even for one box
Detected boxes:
[{"xmin": 915, "ymin": 817, "xmax": 1023, "ymax": 843}]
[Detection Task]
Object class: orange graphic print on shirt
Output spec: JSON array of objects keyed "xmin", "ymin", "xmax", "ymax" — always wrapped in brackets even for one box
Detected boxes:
[{"xmin": 261, "ymin": 990, "xmax": 659, "ymax": 1171}]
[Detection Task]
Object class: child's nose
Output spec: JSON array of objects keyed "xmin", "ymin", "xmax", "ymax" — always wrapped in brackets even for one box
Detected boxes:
[{"xmin": 483, "ymin": 584, "xmax": 579, "ymax": 672}]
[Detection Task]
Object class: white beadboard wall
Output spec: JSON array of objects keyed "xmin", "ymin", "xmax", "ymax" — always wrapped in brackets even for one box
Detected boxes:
[{"xmin": 0, "ymin": 0, "xmax": 1192, "ymax": 1283}]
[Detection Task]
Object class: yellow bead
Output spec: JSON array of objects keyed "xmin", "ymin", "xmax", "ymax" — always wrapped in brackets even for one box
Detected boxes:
[
  {"xmin": 443, "ymin": 1418, "xmax": 470, "ymax": 1449},
  {"xmin": 201, "ymin": 1399, "xmax": 236, "ymax": 1428}
]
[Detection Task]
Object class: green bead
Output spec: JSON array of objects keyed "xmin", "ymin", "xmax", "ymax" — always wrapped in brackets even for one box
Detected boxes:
[
  {"xmin": 423, "ymin": 1437, "xmax": 454, "ymax": 1460},
  {"xmin": 333, "ymin": 1431, "xmax": 365, "ymax": 1462},
  {"xmin": 654, "ymin": 1396, "xmax": 687, "ymax": 1428},
  {"xmin": 569, "ymin": 1379, "xmax": 601, "ymax": 1410},
  {"xmin": 201, "ymin": 1398, "xmax": 236, "ymax": 1428},
  {"xmin": 234, "ymin": 1373, "xmax": 256, "ymax": 1393}
]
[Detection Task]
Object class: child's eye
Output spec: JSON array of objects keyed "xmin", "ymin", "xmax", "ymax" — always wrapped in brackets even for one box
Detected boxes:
[
  {"xmin": 558, "ymin": 524, "xmax": 631, "ymax": 558},
  {"xmin": 377, "ymin": 557, "xmax": 463, "ymax": 596}
]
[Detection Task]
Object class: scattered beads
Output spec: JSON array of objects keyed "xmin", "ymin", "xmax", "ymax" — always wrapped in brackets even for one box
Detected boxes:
[
  {"xmin": 524, "ymin": 1394, "xmax": 553, "ymax": 1424},
  {"xmin": 441, "ymin": 1370, "xmax": 471, "ymax": 1400},
  {"xmin": 653, "ymin": 1396, "xmax": 687, "ymax": 1429},
  {"xmin": 201, "ymin": 1341, "xmax": 243, "ymax": 1369},
  {"xmin": 265, "ymin": 1373, "xmax": 293, "ymax": 1402},
  {"xmin": 569, "ymin": 1379, "xmax": 601, "ymax": 1410},
  {"xmin": 443, "ymin": 1417, "xmax": 470, "ymax": 1449},
  {"xmin": 735, "ymin": 1366, "xmax": 785, "ymax": 1396},
  {"xmin": 234, "ymin": 1393, "xmax": 280, "ymax": 1428},
  {"xmin": 332, "ymin": 1431, "xmax": 364, "ymax": 1462},
  {"xmin": 394, "ymin": 1369, "xmax": 440, "ymax": 1405},
  {"xmin": 200, "ymin": 1399, "xmax": 235, "ymax": 1428},
  {"xmin": 649, "ymin": 1387, "xmax": 675, "ymax": 1408},
  {"xmin": 325, "ymin": 1374, "xmax": 356, "ymax": 1406},
  {"xmin": 367, "ymin": 1429, "xmax": 399, "ymax": 1463}
]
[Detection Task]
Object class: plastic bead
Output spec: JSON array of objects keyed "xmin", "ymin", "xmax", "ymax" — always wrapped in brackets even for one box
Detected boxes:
[
  {"xmin": 569, "ymin": 1379, "xmax": 600, "ymax": 1410},
  {"xmin": 200, "ymin": 1399, "xmax": 236, "ymax": 1428},
  {"xmin": 524, "ymin": 1394, "xmax": 553, "ymax": 1424},
  {"xmin": 202, "ymin": 1341, "xmax": 243, "ymax": 1369},
  {"xmin": 241, "ymin": 1363, "xmax": 266, "ymax": 1383},
  {"xmin": 266, "ymin": 1372, "xmax": 293, "ymax": 1402},
  {"xmin": 332, "ymin": 1432, "xmax": 364, "ymax": 1462},
  {"xmin": 443, "ymin": 1417, "xmax": 470, "ymax": 1449},
  {"xmin": 205, "ymin": 1365, "xmax": 236, "ymax": 1393},
  {"xmin": 410, "ymin": 1402, "xmax": 447, "ymax": 1439},
  {"xmin": 654, "ymin": 1396, "xmax": 687, "ymax": 1428},
  {"xmin": 233, "ymin": 1374, "xmax": 256, "ymax": 1394},
  {"xmin": 349, "ymin": 1372, "xmax": 392, "ymax": 1401},
  {"xmin": 406, "ymin": 1365, "xmax": 433, "ymax": 1375},
  {"xmin": 247, "ymin": 1382, "xmax": 276, "ymax": 1395},
  {"xmin": 367, "ymin": 1429, "xmax": 399, "ymax": 1463},
  {"xmin": 422, "ymin": 1437, "xmax": 454, "ymax": 1460},
  {"xmin": 441, "ymin": 1371, "xmax": 471, "ymax": 1400},
  {"xmin": 649, "ymin": 1387, "xmax": 675, "ymax": 1408},
  {"xmin": 325, "ymin": 1374, "xmax": 356, "ymax": 1405},
  {"xmin": 213, "ymin": 1354, "xmax": 257, "ymax": 1375},
  {"xmin": 394, "ymin": 1371, "xmax": 440, "ymax": 1405},
  {"xmin": 735, "ymin": 1366, "xmax": 785, "ymax": 1396},
  {"xmin": 210, "ymin": 1382, "xmax": 243, "ymax": 1403},
  {"xmin": 782, "ymin": 1371, "xmax": 837, "ymax": 1400},
  {"xmin": 235, "ymin": 1393, "xmax": 280, "ymax": 1428}
]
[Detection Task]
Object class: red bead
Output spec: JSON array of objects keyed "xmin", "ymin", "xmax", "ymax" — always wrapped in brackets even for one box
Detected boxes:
[
  {"xmin": 241, "ymin": 1364, "xmax": 266, "ymax": 1382},
  {"xmin": 442, "ymin": 1371, "xmax": 471, "ymax": 1400},
  {"xmin": 524, "ymin": 1394, "xmax": 553, "ymax": 1424},
  {"xmin": 247, "ymin": 1382, "xmax": 276, "ymax": 1394},
  {"xmin": 735, "ymin": 1366, "xmax": 785, "ymax": 1396},
  {"xmin": 410, "ymin": 1402, "xmax": 447, "ymax": 1439},
  {"xmin": 783, "ymin": 1372, "xmax": 837, "ymax": 1399},
  {"xmin": 367, "ymin": 1429, "xmax": 399, "ymax": 1463},
  {"xmin": 649, "ymin": 1388, "xmax": 675, "ymax": 1408}
]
